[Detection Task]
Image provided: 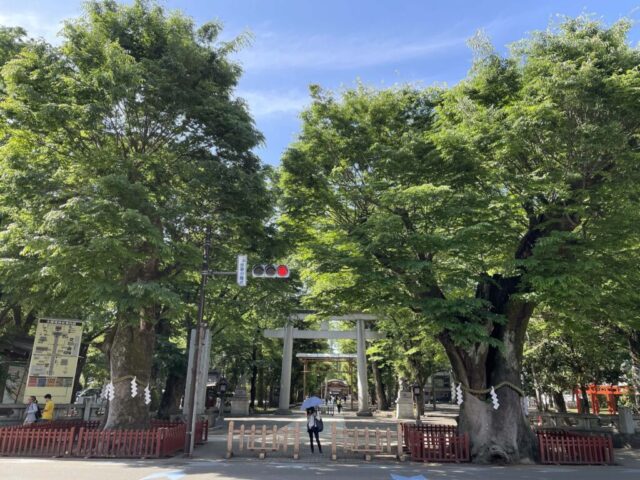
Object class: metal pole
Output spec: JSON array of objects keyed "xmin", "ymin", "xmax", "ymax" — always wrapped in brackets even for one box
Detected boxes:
[
  {"xmin": 431, "ymin": 374, "xmax": 437, "ymax": 411},
  {"xmin": 184, "ymin": 226, "xmax": 211, "ymax": 456},
  {"xmin": 302, "ymin": 360, "xmax": 307, "ymax": 399}
]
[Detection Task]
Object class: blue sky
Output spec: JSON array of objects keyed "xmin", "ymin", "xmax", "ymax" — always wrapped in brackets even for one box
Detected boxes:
[{"xmin": 1, "ymin": 1, "xmax": 639, "ymax": 165}]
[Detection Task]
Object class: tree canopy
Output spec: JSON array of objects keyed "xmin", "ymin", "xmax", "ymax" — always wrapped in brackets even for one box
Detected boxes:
[
  {"xmin": 0, "ymin": 0, "xmax": 273, "ymax": 427},
  {"xmin": 279, "ymin": 17, "xmax": 640, "ymax": 462}
]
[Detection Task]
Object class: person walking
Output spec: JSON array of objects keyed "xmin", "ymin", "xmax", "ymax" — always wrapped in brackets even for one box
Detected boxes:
[
  {"xmin": 306, "ymin": 407, "xmax": 322, "ymax": 453},
  {"xmin": 336, "ymin": 397, "xmax": 342, "ymax": 414},
  {"xmin": 42, "ymin": 393, "xmax": 55, "ymax": 421},
  {"xmin": 23, "ymin": 396, "xmax": 39, "ymax": 425}
]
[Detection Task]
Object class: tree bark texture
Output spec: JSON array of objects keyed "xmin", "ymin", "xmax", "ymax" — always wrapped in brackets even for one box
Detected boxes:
[
  {"xmin": 629, "ymin": 329, "xmax": 640, "ymax": 406},
  {"xmin": 371, "ymin": 360, "xmax": 389, "ymax": 410},
  {"xmin": 579, "ymin": 384, "xmax": 591, "ymax": 414},
  {"xmin": 157, "ymin": 370, "xmax": 186, "ymax": 419},
  {"xmin": 552, "ymin": 391, "xmax": 567, "ymax": 413},
  {"xmin": 71, "ymin": 342, "xmax": 91, "ymax": 401},
  {"xmin": 440, "ymin": 275, "xmax": 537, "ymax": 464},
  {"xmin": 103, "ymin": 319, "xmax": 155, "ymax": 429}
]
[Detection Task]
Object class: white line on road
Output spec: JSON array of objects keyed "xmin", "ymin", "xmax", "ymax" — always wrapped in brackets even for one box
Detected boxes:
[{"xmin": 139, "ymin": 471, "xmax": 186, "ymax": 480}]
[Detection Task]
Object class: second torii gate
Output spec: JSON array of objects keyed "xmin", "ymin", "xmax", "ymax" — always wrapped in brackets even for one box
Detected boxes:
[{"xmin": 264, "ymin": 313, "xmax": 384, "ymax": 416}]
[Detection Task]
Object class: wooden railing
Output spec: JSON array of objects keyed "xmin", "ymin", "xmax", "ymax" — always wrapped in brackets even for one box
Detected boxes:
[
  {"xmin": 0, "ymin": 427, "xmax": 76, "ymax": 457},
  {"xmin": 226, "ymin": 421, "xmax": 403, "ymax": 461},
  {"xmin": 402, "ymin": 424, "xmax": 469, "ymax": 463},
  {"xmin": 75, "ymin": 427, "xmax": 165, "ymax": 458},
  {"xmin": 537, "ymin": 431, "xmax": 614, "ymax": 465},
  {"xmin": 0, "ymin": 419, "xmax": 209, "ymax": 458},
  {"xmin": 401, "ymin": 423, "xmax": 457, "ymax": 451},
  {"xmin": 406, "ymin": 429, "xmax": 469, "ymax": 463},
  {"xmin": 331, "ymin": 423, "xmax": 402, "ymax": 460},
  {"xmin": 151, "ymin": 419, "xmax": 208, "ymax": 444}
]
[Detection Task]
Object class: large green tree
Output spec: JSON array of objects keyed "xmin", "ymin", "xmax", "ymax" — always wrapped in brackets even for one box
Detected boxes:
[
  {"xmin": 280, "ymin": 18, "xmax": 640, "ymax": 463},
  {"xmin": 0, "ymin": 0, "xmax": 270, "ymax": 428}
]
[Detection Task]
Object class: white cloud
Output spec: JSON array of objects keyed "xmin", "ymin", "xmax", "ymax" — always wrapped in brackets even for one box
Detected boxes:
[
  {"xmin": 0, "ymin": 10, "xmax": 70, "ymax": 44},
  {"xmin": 234, "ymin": 31, "xmax": 467, "ymax": 72},
  {"xmin": 237, "ymin": 89, "xmax": 310, "ymax": 117}
]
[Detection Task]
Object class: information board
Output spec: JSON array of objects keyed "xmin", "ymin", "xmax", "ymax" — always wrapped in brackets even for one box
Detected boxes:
[{"xmin": 24, "ymin": 318, "xmax": 84, "ymax": 405}]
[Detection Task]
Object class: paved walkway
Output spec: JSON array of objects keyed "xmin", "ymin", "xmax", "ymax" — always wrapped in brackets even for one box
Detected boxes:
[
  {"xmin": 2, "ymin": 406, "xmax": 639, "ymax": 479},
  {"xmin": 206, "ymin": 407, "xmax": 640, "ymax": 468},
  {"xmin": 2, "ymin": 452, "xmax": 640, "ymax": 480}
]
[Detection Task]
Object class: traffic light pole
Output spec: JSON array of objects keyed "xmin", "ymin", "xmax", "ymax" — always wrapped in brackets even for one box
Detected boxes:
[
  {"xmin": 184, "ymin": 226, "xmax": 211, "ymax": 457},
  {"xmin": 183, "ymin": 247, "xmax": 285, "ymax": 456}
]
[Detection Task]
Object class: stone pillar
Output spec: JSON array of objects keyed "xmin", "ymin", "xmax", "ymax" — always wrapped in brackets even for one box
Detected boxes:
[
  {"xmin": 619, "ymin": 407, "xmax": 637, "ymax": 435},
  {"xmin": 230, "ymin": 375, "xmax": 249, "ymax": 416},
  {"xmin": 396, "ymin": 377, "xmax": 413, "ymax": 419},
  {"xmin": 277, "ymin": 323, "xmax": 294, "ymax": 414},
  {"xmin": 356, "ymin": 318, "xmax": 371, "ymax": 416}
]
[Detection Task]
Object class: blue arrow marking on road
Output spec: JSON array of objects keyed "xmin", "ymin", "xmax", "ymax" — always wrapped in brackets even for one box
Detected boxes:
[
  {"xmin": 140, "ymin": 470, "xmax": 186, "ymax": 480},
  {"xmin": 390, "ymin": 475, "xmax": 426, "ymax": 480}
]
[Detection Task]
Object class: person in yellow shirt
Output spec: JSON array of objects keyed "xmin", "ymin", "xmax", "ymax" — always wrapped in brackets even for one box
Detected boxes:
[{"xmin": 42, "ymin": 393, "xmax": 55, "ymax": 421}]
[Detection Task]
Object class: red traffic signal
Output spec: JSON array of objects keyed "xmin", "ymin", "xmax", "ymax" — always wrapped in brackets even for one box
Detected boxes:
[{"xmin": 252, "ymin": 264, "xmax": 290, "ymax": 278}]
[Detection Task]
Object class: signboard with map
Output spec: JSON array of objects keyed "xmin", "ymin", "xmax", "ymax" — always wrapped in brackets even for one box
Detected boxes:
[{"xmin": 24, "ymin": 318, "xmax": 84, "ymax": 404}]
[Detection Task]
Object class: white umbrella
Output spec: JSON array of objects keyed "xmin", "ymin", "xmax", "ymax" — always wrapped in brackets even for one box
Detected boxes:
[{"xmin": 300, "ymin": 396, "xmax": 323, "ymax": 410}]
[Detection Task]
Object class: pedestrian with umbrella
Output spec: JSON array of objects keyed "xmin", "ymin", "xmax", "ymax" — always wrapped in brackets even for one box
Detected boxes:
[{"xmin": 301, "ymin": 396, "xmax": 323, "ymax": 453}]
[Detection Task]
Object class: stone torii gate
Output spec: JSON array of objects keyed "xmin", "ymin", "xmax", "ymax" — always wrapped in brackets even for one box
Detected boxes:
[{"xmin": 264, "ymin": 313, "xmax": 384, "ymax": 416}]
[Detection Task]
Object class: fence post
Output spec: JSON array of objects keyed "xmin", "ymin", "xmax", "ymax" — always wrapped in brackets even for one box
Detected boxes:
[
  {"xmin": 364, "ymin": 428, "xmax": 371, "ymax": 461},
  {"xmin": 331, "ymin": 422, "xmax": 337, "ymax": 460},
  {"xmin": 293, "ymin": 423, "xmax": 300, "ymax": 460},
  {"xmin": 396, "ymin": 423, "xmax": 403, "ymax": 460},
  {"xmin": 281, "ymin": 426, "xmax": 288, "ymax": 454},
  {"xmin": 259, "ymin": 425, "xmax": 267, "ymax": 459},
  {"xmin": 226, "ymin": 421, "xmax": 234, "ymax": 459}
]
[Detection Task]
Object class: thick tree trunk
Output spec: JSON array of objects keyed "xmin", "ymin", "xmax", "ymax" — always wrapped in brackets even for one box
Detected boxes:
[
  {"xmin": 552, "ymin": 391, "xmax": 567, "ymax": 413},
  {"xmin": 157, "ymin": 370, "xmax": 186, "ymax": 419},
  {"xmin": 371, "ymin": 360, "xmax": 388, "ymax": 410},
  {"xmin": 103, "ymin": 319, "xmax": 155, "ymax": 429},
  {"xmin": 579, "ymin": 384, "xmax": 591, "ymax": 414},
  {"xmin": 535, "ymin": 389, "xmax": 545, "ymax": 412},
  {"xmin": 441, "ymin": 276, "xmax": 536, "ymax": 464},
  {"xmin": 71, "ymin": 342, "xmax": 91, "ymax": 401},
  {"xmin": 453, "ymin": 337, "xmax": 536, "ymax": 464},
  {"xmin": 629, "ymin": 329, "xmax": 640, "ymax": 407}
]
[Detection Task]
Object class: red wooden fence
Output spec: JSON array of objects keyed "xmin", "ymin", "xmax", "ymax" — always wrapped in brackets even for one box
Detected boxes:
[
  {"xmin": 75, "ymin": 427, "xmax": 164, "ymax": 458},
  {"xmin": 407, "ymin": 429, "xmax": 470, "ymax": 463},
  {"xmin": 0, "ymin": 427, "xmax": 75, "ymax": 457},
  {"xmin": 0, "ymin": 418, "xmax": 209, "ymax": 458},
  {"xmin": 151, "ymin": 419, "xmax": 208, "ymax": 444},
  {"xmin": 158, "ymin": 424, "xmax": 186, "ymax": 457},
  {"xmin": 402, "ymin": 424, "xmax": 457, "ymax": 450},
  {"xmin": 538, "ymin": 432, "xmax": 614, "ymax": 465}
]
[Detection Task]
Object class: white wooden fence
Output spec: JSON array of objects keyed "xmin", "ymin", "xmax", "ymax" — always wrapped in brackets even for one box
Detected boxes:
[{"xmin": 226, "ymin": 420, "xmax": 404, "ymax": 461}]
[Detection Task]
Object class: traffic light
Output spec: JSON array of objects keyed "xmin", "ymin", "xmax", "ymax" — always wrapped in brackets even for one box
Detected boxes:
[{"xmin": 252, "ymin": 264, "xmax": 290, "ymax": 278}]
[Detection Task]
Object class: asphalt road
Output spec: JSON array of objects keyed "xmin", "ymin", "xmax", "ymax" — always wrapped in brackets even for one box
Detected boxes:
[{"xmin": 1, "ymin": 457, "xmax": 639, "ymax": 480}]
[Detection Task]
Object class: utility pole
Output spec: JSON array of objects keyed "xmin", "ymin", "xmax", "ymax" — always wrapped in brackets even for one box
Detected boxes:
[
  {"xmin": 184, "ymin": 226, "xmax": 211, "ymax": 457},
  {"xmin": 182, "ymin": 239, "xmax": 287, "ymax": 456}
]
